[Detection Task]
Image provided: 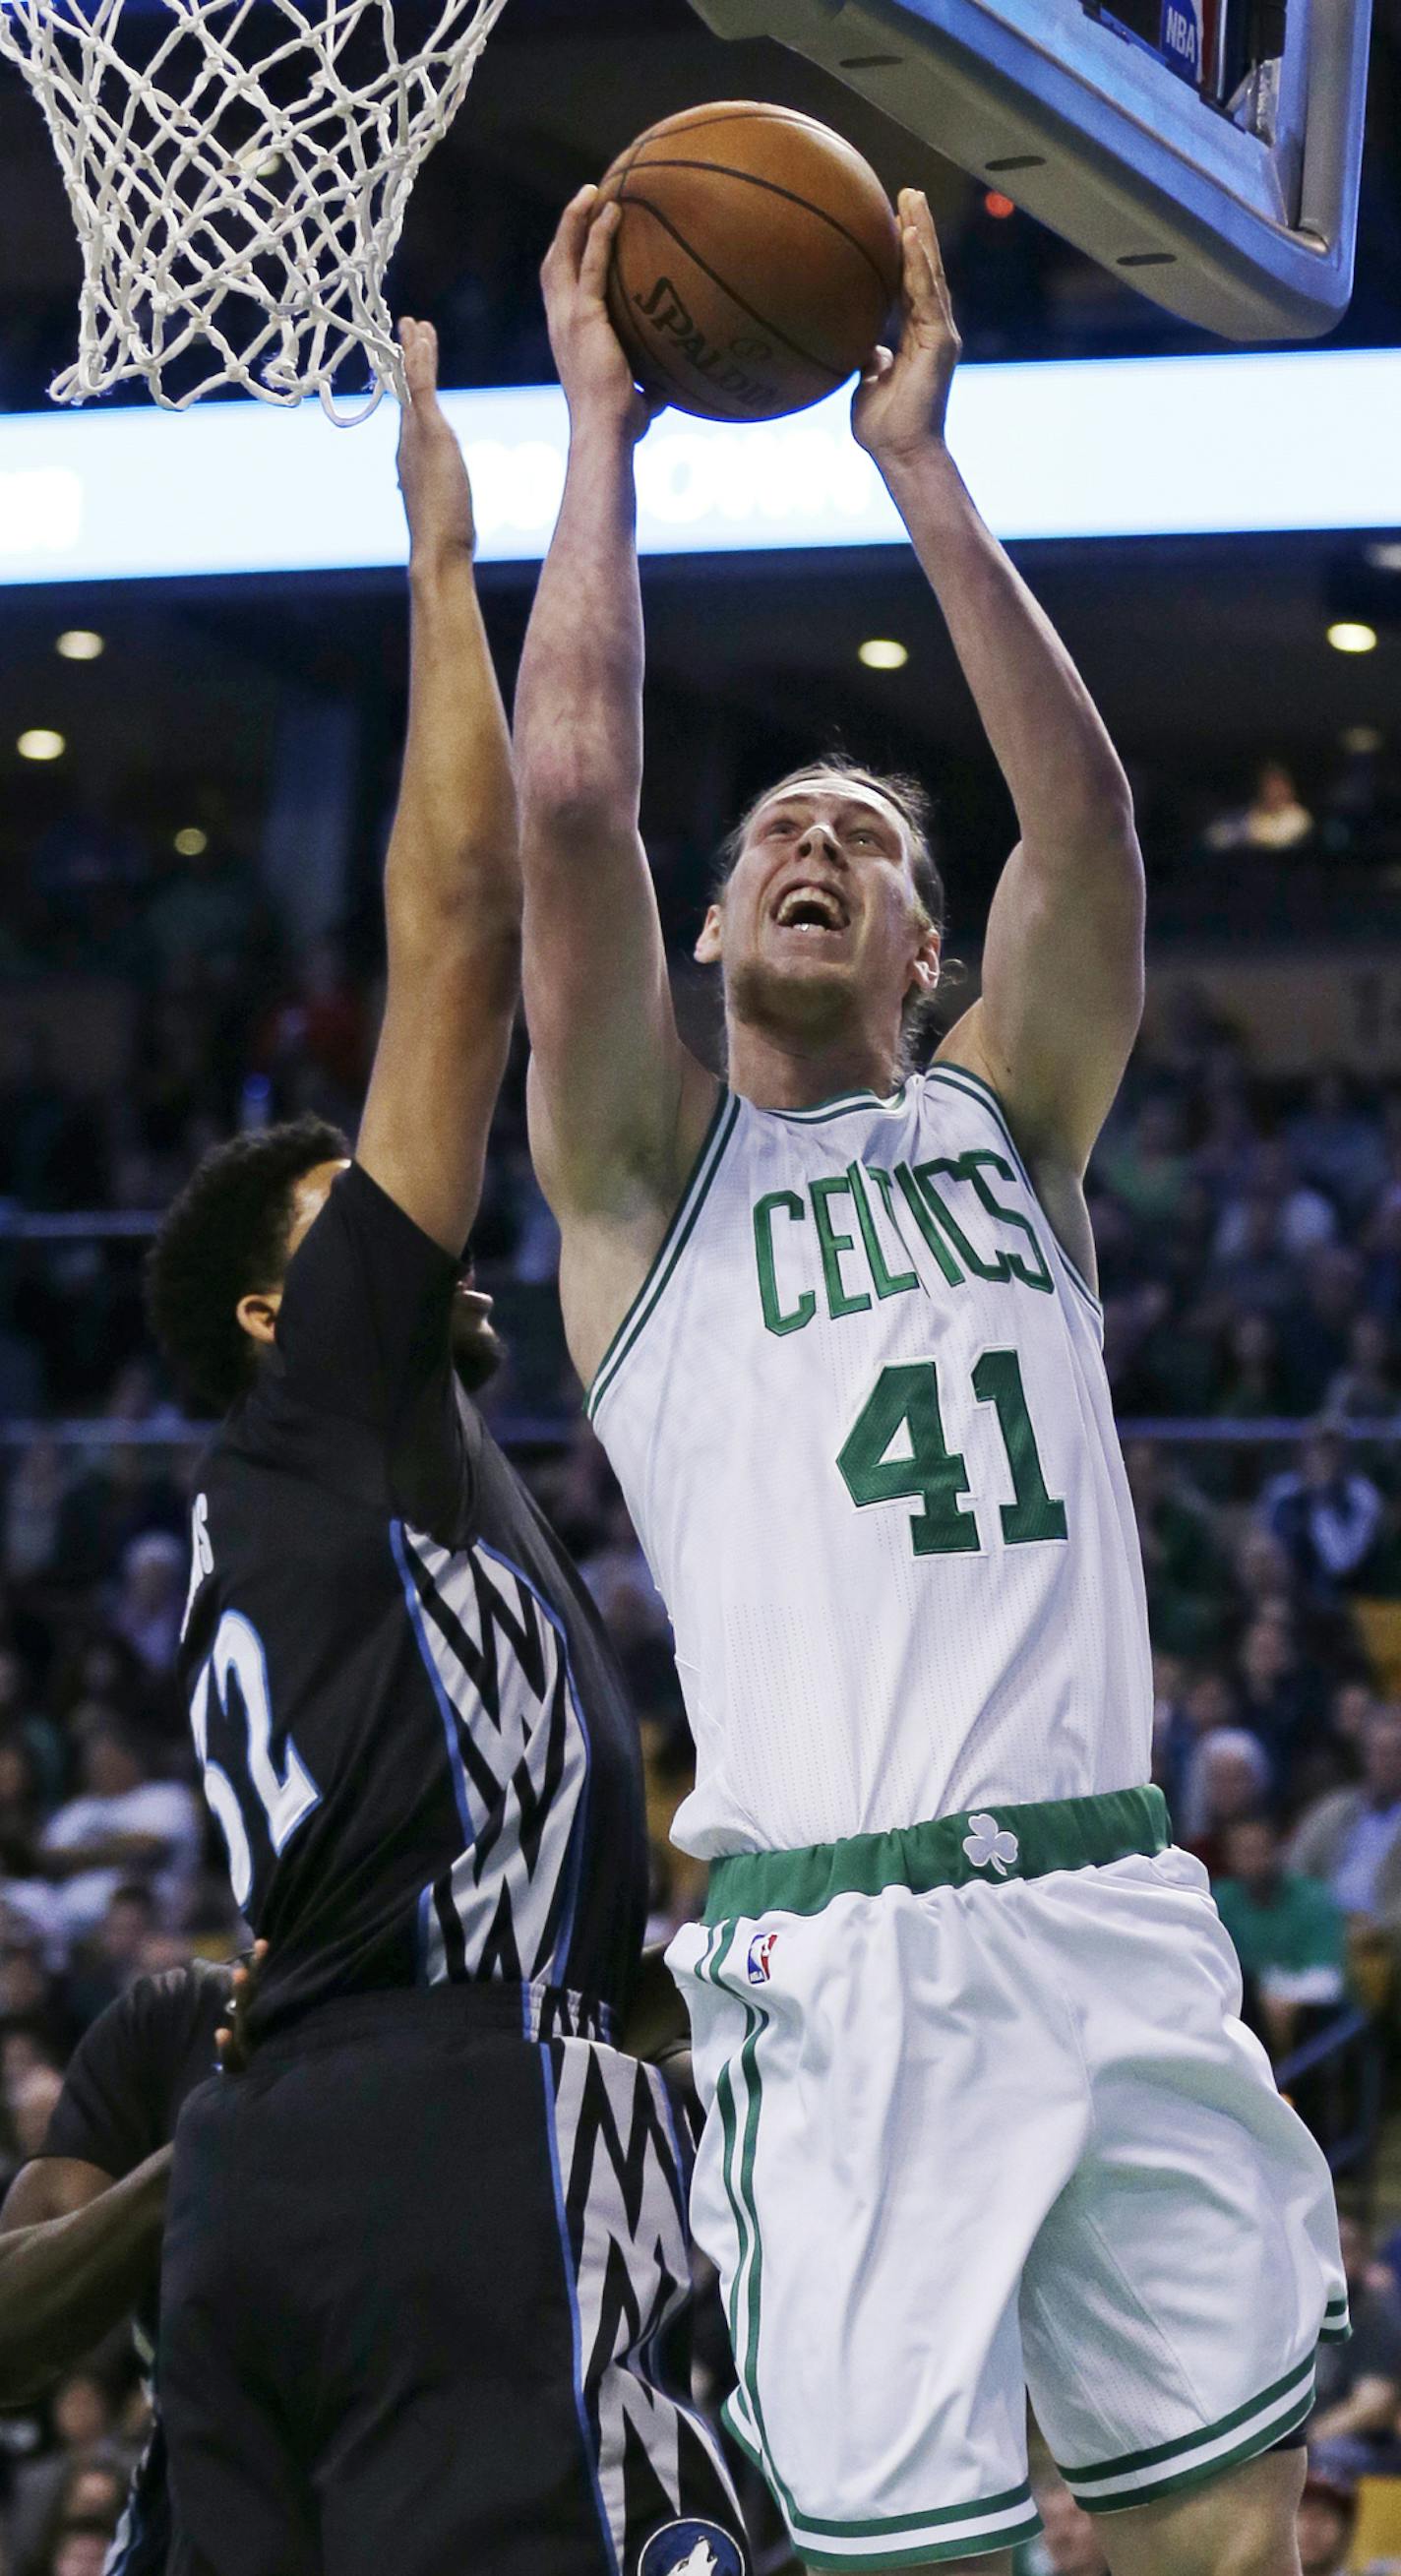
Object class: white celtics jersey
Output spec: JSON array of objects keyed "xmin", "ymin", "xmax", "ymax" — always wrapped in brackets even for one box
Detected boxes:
[{"xmin": 587, "ymin": 1061, "xmax": 1153, "ymax": 1859}]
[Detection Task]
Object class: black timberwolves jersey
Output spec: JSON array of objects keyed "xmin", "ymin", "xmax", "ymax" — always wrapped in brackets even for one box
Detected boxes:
[{"xmin": 176, "ymin": 1163, "xmax": 647, "ymax": 2039}]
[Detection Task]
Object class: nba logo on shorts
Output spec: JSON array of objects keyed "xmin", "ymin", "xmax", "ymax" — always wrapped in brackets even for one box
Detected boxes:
[
  {"xmin": 747, "ymin": 1932, "xmax": 778, "ymax": 1986},
  {"xmin": 638, "ymin": 2517, "xmax": 747, "ymax": 2576}
]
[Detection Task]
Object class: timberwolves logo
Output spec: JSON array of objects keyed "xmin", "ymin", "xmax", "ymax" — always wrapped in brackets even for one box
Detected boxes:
[{"xmin": 638, "ymin": 2518, "xmax": 747, "ymax": 2576}]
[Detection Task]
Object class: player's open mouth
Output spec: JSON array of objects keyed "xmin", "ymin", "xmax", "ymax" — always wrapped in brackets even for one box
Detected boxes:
[{"xmin": 770, "ymin": 882, "xmax": 851, "ymax": 935}]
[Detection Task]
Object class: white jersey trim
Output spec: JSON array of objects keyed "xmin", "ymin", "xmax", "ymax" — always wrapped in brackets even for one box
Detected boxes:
[{"xmin": 586, "ymin": 1087, "xmax": 741, "ymax": 1422}]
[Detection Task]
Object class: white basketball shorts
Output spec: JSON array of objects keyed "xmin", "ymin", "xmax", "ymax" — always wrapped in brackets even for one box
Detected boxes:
[{"xmin": 669, "ymin": 1787, "xmax": 1347, "ymax": 2570}]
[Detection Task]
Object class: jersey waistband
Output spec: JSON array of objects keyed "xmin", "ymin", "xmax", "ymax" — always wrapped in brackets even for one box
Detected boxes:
[
  {"xmin": 703, "ymin": 1784, "xmax": 1171, "ymax": 1923},
  {"xmin": 247, "ymin": 1978, "xmax": 617, "ymax": 2062}
]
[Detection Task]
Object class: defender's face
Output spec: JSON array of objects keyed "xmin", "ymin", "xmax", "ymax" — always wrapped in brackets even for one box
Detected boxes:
[
  {"xmin": 697, "ymin": 782, "xmax": 940, "ymax": 1038},
  {"xmin": 239, "ymin": 1158, "xmax": 501, "ymax": 1383}
]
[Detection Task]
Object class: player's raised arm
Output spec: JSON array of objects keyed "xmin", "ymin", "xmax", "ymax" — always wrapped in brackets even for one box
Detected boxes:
[
  {"xmin": 354, "ymin": 318, "xmax": 520, "ymax": 1256},
  {"xmin": 854, "ymin": 191, "xmax": 1144, "ymax": 1189},
  {"xmin": 515, "ymin": 193, "xmax": 717, "ymax": 1261}
]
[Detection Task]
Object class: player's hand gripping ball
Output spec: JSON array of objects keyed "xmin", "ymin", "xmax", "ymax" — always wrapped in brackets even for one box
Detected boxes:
[{"xmin": 595, "ymin": 100, "xmax": 900, "ymax": 423}]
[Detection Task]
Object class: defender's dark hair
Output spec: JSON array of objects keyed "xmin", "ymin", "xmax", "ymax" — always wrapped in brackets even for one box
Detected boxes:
[
  {"xmin": 714, "ymin": 755, "xmax": 946, "ymax": 1064},
  {"xmin": 146, "ymin": 1116, "xmax": 349, "ymax": 1416}
]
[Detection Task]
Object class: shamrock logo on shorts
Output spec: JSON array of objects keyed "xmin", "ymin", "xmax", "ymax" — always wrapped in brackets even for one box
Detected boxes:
[{"xmin": 963, "ymin": 1813, "xmax": 1020, "ymax": 1876}]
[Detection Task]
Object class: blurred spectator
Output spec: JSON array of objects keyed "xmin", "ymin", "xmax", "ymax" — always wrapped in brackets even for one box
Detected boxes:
[
  {"xmin": 144, "ymin": 841, "xmax": 271, "ymax": 991},
  {"xmin": 1204, "ymin": 760, "xmax": 1314, "ymax": 853},
  {"xmin": 1213, "ymin": 1314, "xmax": 1291, "ymax": 1417},
  {"xmin": 12, "ymin": 2437, "xmax": 127, "ymax": 2576},
  {"xmin": 257, "ymin": 934, "xmax": 370, "ymax": 1114},
  {"xmin": 8, "ymin": 2063, "xmax": 64, "ymax": 2163},
  {"xmin": 1289, "ymin": 1072, "xmax": 1388, "ymax": 1220},
  {"xmin": 1183, "ymin": 1727, "xmax": 1273, "ymax": 1871},
  {"xmin": 1153, "ymin": 1666, "xmax": 1238, "ymax": 1822},
  {"xmin": 3, "ymin": 1438, "xmax": 69, "ymax": 1587},
  {"xmin": 1325, "ymin": 1313, "xmax": 1401, "ymax": 1422},
  {"xmin": 1212, "ymin": 1813, "xmax": 1346, "ymax": 2057},
  {"xmin": 1295, "ymin": 2465, "xmax": 1356, "ymax": 2576},
  {"xmin": 37, "ymin": 1724, "xmax": 200, "ymax": 1944},
  {"xmin": 1291, "ymin": 1707, "xmax": 1401, "ymax": 1955},
  {"xmin": 1214, "ymin": 1140, "xmax": 1337, "ymax": 1267},
  {"xmin": 1125, "ymin": 1442, "xmax": 1229, "ymax": 1656},
  {"xmin": 1099, "ymin": 1096, "xmax": 1191, "ymax": 1230},
  {"xmin": 0, "ymin": 1734, "xmax": 43, "ymax": 1878},
  {"xmin": 1261, "ymin": 1426, "xmax": 1384, "ymax": 1597},
  {"xmin": 63, "ymin": 1883, "xmax": 158, "ymax": 2031},
  {"xmin": 1280, "ymin": 1251, "xmax": 1366, "ymax": 1415},
  {"xmin": 109, "ymin": 1532, "xmax": 187, "ymax": 1680},
  {"xmin": 1235, "ymin": 1616, "xmax": 1321, "ymax": 1787},
  {"xmin": 48, "ymin": 2529, "xmax": 118, "ymax": 2576},
  {"xmin": 1310, "ymin": 2213, "xmax": 1401, "ymax": 2475}
]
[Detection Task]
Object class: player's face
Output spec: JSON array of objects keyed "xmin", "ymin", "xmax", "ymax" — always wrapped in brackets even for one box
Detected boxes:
[{"xmin": 696, "ymin": 781, "xmax": 940, "ymax": 1048}]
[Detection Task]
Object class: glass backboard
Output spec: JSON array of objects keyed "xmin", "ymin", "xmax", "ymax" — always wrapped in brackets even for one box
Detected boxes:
[{"xmin": 687, "ymin": 0, "xmax": 1371, "ymax": 339}]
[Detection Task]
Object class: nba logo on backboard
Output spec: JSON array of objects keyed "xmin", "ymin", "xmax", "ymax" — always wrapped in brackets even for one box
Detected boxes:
[
  {"xmin": 638, "ymin": 2519, "xmax": 747, "ymax": 2576},
  {"xmin": 747, "ymin": 1932, "xmax": 778, "ymax": 1986},
  {"xmin": 1159, "ymin": 0, "xmax": 1203, "ymax": 82}
]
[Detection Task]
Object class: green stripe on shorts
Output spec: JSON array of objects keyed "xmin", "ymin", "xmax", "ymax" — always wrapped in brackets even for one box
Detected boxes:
[
  {"xmin": 704, "ymin": 1784, "xmax": 1170, "ymax": 1923},
  {"xmin": 1061, "ymin": 2352, "xmax": 1316, "ymax": 2512}
]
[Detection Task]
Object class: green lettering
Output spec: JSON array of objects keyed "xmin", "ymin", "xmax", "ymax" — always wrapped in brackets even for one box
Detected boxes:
[
  {"xmin": 892, "ymin": 1162, "xmax": 964, "ymax": 1287},
  {"xmin": 754, "ymin": 1192, "xmax": 816, "ymax": 1337},
  {"xmin": 846, "ymin": 1162, "xmax": 918, "ymax": 1302},
  {"xmin": 972, "ymin": 1348, "xmax": 1068, "ymax": 1541},
  {"xmin": 916, "ymin": 1160, "xmax": 1012, "ymax": 1284},
  {"xmin": 837, "ymin": 1362, "xmax": 979, "ymax": 1556},
  {"xmin": 810, "ymin": 1177, "xmax": 872, "ymax": 1320},
  {"xmin": 952, "ymin": 1151, "xmax": 1054, "ymax": 1295}
]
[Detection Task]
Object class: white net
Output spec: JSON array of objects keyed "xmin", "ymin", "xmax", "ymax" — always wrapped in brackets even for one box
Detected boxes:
[{"xmin": 0, "ymin": 0, "xmax": 512, "ymax": 418}]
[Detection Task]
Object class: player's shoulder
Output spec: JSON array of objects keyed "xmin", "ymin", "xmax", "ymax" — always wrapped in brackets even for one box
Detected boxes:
[{"xmin": 91, "ymin": 1959, "xmax": 233, "ymax": 2059}]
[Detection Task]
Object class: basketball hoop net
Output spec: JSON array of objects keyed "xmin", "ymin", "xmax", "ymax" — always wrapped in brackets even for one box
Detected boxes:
[{"xmin": 0, "ymin": 0, "xmax": 513, "ymax": 420}]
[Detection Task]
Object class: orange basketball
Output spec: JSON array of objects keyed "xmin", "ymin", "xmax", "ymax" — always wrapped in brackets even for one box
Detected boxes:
[{"xmin": 596, "ymin": 101, "xmax": 900, "ymax": 424}]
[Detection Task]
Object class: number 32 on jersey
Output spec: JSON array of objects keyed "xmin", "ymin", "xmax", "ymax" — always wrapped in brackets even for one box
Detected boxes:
[
  {"xmin": 188, "ymin": 1611, "xmax": 320, "ymax": 1908},
  {"xmin": 838, "ymin": 1349, "xmax": 1067, "ymax": 1558}
]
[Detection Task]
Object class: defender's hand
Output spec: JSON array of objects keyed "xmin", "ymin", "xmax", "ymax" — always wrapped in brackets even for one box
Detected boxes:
[
  {"xmin": 541, "ymin": 189, "xmax": 657, "ymax": 445},
  {"xmin": 215, "ymin": 1939, "xmax": 269, "ymax": 2074},
  {"xmin": 852, "ymin": 189, "xmax": 961, "ymax": 467},
  {"xmin": 396, "ymin": 318, "xmax": 476, "ymax": 567}
]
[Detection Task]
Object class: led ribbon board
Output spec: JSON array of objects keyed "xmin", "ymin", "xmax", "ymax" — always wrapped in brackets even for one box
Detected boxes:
[
  {"xmin": 687, "ymin": 0, "xmax": 1372, "ymax": 340},
  {"xmin": 0, "ymin": 349, "xmax": 1397, "ymax": 586}
]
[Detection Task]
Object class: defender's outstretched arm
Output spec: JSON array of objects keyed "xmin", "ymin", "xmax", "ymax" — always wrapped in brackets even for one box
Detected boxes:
[
  {"xmin": 355, "ymin": 319, "xmax": 520, "ymax": 1256},
  {"xmin": 855, "ymin": 193, "xmax": 1144, "ymax": 1186},
  {"xmin": 515, "ymin": 194, "xmax": 715, "ymax": 1264}
]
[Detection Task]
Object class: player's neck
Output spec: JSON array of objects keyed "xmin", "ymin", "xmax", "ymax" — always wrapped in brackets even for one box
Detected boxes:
[{"xmin": 724, "ymin": 1018, "xmax": 904, "ymax": 1113}]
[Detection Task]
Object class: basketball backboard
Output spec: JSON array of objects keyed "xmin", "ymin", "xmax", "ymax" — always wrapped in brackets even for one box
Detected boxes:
[{"xmin": 686, "ymin": 0, "xmax": 1371, "ymax": 339}]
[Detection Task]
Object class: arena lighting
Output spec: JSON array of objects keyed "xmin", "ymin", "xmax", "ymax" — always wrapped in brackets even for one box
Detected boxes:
[
  {"xmin": 0, "ymin": 348, "xmax": 1397, "ymax": 585},
  {"xmin": 1326, "ymin": 620, "xmax": 1378, "ymax": 653},
  {"xmin": 55, "ymin": 627, "xmax": 103, "ymax": 659},
  {"xmin": 17, "ymin": 727, "xmax": 65, "ymax": 760},
  {"xmin": 859, "ymin": 638, "xmax": 909, "ymax": 669}
]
